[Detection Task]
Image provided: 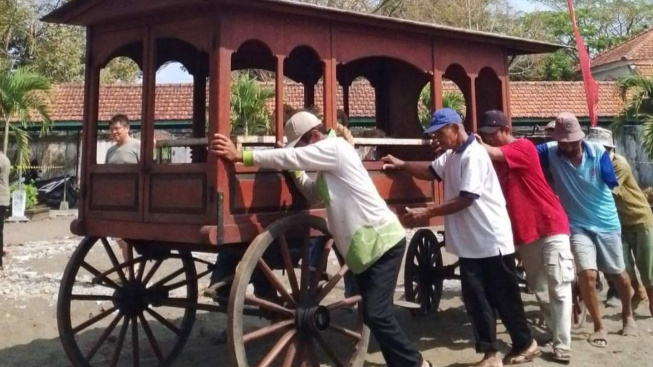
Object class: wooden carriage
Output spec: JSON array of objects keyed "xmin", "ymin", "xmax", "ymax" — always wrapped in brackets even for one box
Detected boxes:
[{"xmin": 44, "ymin": 0, "xmax": 559, "ymax": 366}]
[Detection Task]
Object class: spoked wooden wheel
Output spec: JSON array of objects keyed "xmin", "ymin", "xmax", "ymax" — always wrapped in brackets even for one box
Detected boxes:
[
  {"xmin": 58, "ymin": 237, "xmax": 198, "ymax": 366},
  {"xmin": 228, "ymin": 215, "xmax": 370, "ymax": 367},
  {"xmin": 404, "ymin": 229, "xmax": 445, "ymax": 316}
]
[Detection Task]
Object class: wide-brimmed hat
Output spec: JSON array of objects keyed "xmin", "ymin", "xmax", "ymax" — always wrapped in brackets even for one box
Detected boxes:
[
  {"xmin": 586, "ymin": 127, "xmax": 615, "ymax": 148},
  {"xmin": 284, "ymin": 111, "xmax": 322, "ymax": 147},
  {"xmin": 552, "ymin": 112, "xmax": 585, "ymax": 142}
]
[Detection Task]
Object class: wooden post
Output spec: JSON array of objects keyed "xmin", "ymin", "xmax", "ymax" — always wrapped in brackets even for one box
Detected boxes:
[
  {"xmin": 192, "ymin": 72, "xmax": 207, "ymax": 162},
  {"xmin": 431, "ymin": 71, "xmax": 443, "ymax": 110},
  {"xmin": 304, "ymin": 83, "xmax": 315, "ymax": 109},
  {"xmin": 323, "ymin": 58, "xmax": 336, "ymax": 129},
  {"xmin": 343, "ymin": 83, "xmax": 350, "ymax": 118},
  {"xmin": 468, "ymin": 74, "xmax": 478, "ymax": 132},
  {"xmin": 275, "ymin": 55, "xmax": 285, "ymax": 143}
]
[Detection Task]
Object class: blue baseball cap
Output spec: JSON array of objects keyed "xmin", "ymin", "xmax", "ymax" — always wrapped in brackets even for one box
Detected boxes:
[{"xmin": 424, "ymin": 108, "xmax": 463, "ymax": 134}]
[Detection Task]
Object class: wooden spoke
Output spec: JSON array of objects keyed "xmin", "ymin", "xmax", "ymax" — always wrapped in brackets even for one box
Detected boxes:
[
  {"xmin": 72, "ymin": 306, "xmax": 117, "ymax": 334},
  {"xmin": 138, "ymin": 313, "xmax": 163, "ymax": 362},
  {"xmin": 300, "ymin": 230, "xmax": 311, "ymax": 295},
  {"xmin": 127, "ymin": 244, "xmax": 135, "ymax": 282},
  {"xmin": 257, "ymin": 258, "xmax": 296, "ymax": 306},
  {"xmin": 305, "ymin": 339, "xmax": 321, "ymax": 367},
  {"xmin": 136, "ymin": 258, "xmax": 147, "ymax": 283},
  {"xmin": 109, "ymin": 316, "xmax": 130, "ymax": 367},
  {"xmin": 101, "ymin": 238, "xmax": 128, "ymax": 284},
  {"xmin": 92, "ymin": 257, "xmax": 143, "ymax": 285},
  {"xmin": 313, "ymin": 332, "xmax": 345, "ymax": 367},
  {"xmin": 326, "ymin": 295, "xmax": 362, "ymax": 311},
  {"xmin": 311, "ymin": 238, "xmax": 334, "ymax": 294},
  {"xmin": 317, "ymin": 264, "xmax": 349, "ymax": 302},
  {"xmin": 141, "ymin": 259, "xmax": 163, "ymax": 286},
  {"xmin": 145, "ymin": 308, "xmax": 181, "ymax": 335},
  {"xmin": 258, "ymin": 329, "xmax": 296, "ymax": 367},
  {"xmin": 85, "ymin": 313, "xmax": 123, "ymax": 361},
  {"xmin": 281, "ymin": 337, "xmax": 297, "ymax": 367},
  {"xmin": 297, "ymin": 340, "xmax": 307, "ymax": 367},
  {"xmin": 80, "ymin": 262, "xmax": 120, "ymax": 290},
  {"xmin": 161, "ymin": 267, "xmax": 212, "ymax": 293},
  {"xmin": 131, "ymin": 316, "xmax": 139, "ymax": 366},
  {"xmin": 244, "ymin": 295, "xmax": 294, "ymax": 319},
  {"xmin": 70, "ymin": 294, "xmax": 114, "ymax": 302},
  {"xmin": 278, "ymin": 234, "xmax": 300, "ymax": 299},
  {"xmin": 243, "ymin": 319, "xmax": 294, "ymax": 344},
  {"xmin": 148, "ymin": 267, "xmax": 186, "ymax": 289},
  {"xmin": 329, "ymin": 323, "xmax": 362, "ymax": 342}
]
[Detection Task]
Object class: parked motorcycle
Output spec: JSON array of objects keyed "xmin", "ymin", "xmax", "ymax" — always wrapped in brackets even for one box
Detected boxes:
[{"xmin": 35, "ymin": 175, "xmax": 79, "ymax": 208}]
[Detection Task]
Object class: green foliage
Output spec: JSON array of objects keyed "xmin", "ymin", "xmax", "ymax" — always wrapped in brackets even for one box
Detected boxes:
[
  {"xmin": 1, "ymin": 0, "xmax": 139, "ymax": 84},
  {"xmin": 418, "ymin": 86, "xmax": 466, "ymax": 127},
  {"xmin": 611, "ymin": 75, "xmax": 653, "ymax": 159},
  {"xmin": 10, "ymin": 183, "xmax": 38, "ymax": 210},
  {"xmin": 541, "ymin": 50, "xmax": 575, "ymax": 81},
  {"xmin": 230, "ymin": 74, "xmax": 275, "ymax": 136},
  {"xmin": 0, "ymin": 67, "xmax": 52, "ymax": 165}
]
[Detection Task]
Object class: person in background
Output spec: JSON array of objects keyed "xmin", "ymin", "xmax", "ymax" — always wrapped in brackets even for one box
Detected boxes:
[
  {"xmin": 587, "ymin": 127, "xmax": 653, "ymax": 317},
  {"xmin": 382, "ymin": 108, "xmax": 539, "ymax": 367},
  {"xmin": 0, "ymin": 151, "xmax": 10, "ymax": 269},
  {"xmin": 106, "ymin": 114, "xmax": 141, "ymax": 264},
  {"xmin": 536, "ymin": 113, "xmax": 637, "ymax": 348},
  {"xmin": 212, "ymin": 111, "xmax": 432, "ymax": 367},
  {"xmin": 476, "ymin": 110, "xmax": 573, "ymax": 363}
]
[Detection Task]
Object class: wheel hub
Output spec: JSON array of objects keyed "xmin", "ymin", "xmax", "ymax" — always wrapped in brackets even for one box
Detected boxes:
[
  {"xmin": 113, "ymin": 282, "xmax": 168, "ymax": 316},
  {"xmin": 295, "ymin": 305, "xmax": 330, "ymax": 334}
]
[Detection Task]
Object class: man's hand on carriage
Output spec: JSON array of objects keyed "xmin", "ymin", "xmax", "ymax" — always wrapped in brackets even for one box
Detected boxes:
[
  {"xmin": 380, "ymin": 154, "xmax": 405, "ymax": 171},
  {"xmin": 210, "ymin": 134, "xmax": 243, "ymax": 162},
  {"xmin": 401, "ymin": 206, "xmax": 433, "ymax": 227}
]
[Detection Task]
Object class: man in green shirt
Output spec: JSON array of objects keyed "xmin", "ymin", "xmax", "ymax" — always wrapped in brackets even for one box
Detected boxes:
[{"xmin": 588, "ymin": 127, "xmax": 653, "ymax": 317}]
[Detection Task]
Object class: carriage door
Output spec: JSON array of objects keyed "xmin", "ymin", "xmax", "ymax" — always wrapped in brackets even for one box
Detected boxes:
[{"xmin": 141, "ymin": 19, "xmax": 214, "ymax": 226}]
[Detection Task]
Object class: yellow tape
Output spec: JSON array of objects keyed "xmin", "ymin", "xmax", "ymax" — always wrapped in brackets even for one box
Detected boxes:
[{"xmin": 10, "ymin": 165, "xmax": 64, "ymax": 170}]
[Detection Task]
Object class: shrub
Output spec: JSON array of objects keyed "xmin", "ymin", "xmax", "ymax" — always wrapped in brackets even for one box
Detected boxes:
[{"xmin": 10, "ymin": 183, "xmax": 38, "ymax": 210}]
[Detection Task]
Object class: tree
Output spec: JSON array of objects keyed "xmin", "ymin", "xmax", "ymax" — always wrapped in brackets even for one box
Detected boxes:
[
  {"xmin": 0, "ymin": 67, "xmax": 52, "ymax": 166},
  {"xmin": 611, "ymin": 75, "xmax": 653, "ymax": 158},
  {"xmin": 1, "ymin": 0, "xmax": 140, "ymax": 83},
  {"xmin": 418, "ymin": 86, "xmax": 466, "ymax": 127},
  {"xmin": 230, "ymin": 74, "xmax": 275, "ymax": 136}
]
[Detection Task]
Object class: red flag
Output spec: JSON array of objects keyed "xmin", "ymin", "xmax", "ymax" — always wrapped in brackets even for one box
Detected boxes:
[{"xmin": 567, "ymin": 0, "xmax": 599, "ymax": 126}]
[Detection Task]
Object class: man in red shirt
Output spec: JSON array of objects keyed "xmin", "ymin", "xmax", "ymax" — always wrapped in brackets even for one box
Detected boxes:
[{"xmin": 477, "ymin": 110, "xmax": 574, "ymax": 363}]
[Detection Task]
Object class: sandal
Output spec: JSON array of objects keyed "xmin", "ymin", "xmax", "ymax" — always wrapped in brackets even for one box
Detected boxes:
[
  {"xmin": 620, "ymin": 321, "xmax": 639, "ymax": 337},
  {"xmin": 503, "ymin": 345, "xmax": 541, "ymax": 365},
  {"xmin": 587, "ymin": 330, "xmax": 608, "ymax": 348},
  {"xmin": 553, "ymin": 348, "xmax": 571, "ymax": 363}
]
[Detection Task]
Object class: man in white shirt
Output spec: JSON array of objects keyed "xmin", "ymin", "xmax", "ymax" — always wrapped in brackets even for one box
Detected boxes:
[
  {"xmin": 382, "ymin": 108, "xmax": 538, "ymax": 367},
  {"xmin": 211, "ymin": 112, "xmax": 431, "ymax": 367}
]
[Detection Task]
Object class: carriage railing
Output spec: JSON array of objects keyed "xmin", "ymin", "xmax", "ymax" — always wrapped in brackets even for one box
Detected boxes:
[{"xmin": 154, "ymin": 136, "xmax": 433, "ymax": 163}]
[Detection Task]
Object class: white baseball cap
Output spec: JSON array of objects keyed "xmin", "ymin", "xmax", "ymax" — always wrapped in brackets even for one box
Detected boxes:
[{"xmin": 284, "ymin": 111, "xmax": 322, "ymax": 147}]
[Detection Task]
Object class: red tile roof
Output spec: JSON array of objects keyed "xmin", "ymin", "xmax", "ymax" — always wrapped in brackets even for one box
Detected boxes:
[
  {"xmin": 45, "ymin": 80, "xmax": 626, "ymax": 123},
  {"xmin": 635, "ymin": 63, "xmax": 653, "ymax": 77},
  {"xmin": 591, "ymin": 29, "xmax": 653, "ymax": 68}
]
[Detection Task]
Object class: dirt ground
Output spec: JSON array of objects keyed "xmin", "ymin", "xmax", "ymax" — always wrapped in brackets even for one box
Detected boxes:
[{"xmin": 1, "ymin": 215, "xmax": 653, "ymax": 367}]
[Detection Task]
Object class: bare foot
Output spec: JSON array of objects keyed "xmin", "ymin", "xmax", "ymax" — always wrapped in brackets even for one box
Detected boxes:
[
  {"xmin": 503, "ymin": 340, "xmax": 541, "ymax": 365},
  {"xmin": 471, "ymin": 352, "xmax": 503, "ymax": 367}
]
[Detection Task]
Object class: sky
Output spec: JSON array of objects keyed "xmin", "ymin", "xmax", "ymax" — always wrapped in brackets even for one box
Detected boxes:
[{"xmin": 156, "ymin": 0, "xmax": 543, "ymax": 83}]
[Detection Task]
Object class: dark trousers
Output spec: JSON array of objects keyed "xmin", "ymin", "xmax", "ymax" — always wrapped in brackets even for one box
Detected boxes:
[
  {"xmin": 0, "ymin": 206, "xmax": 5, "ymax": 267},
  {"xmin": 460, "ymin": 254, "xmax": 533, "ymax": 353},
  {"xmin": 354, "ymin": 239, "xmax": 422, "ymax": 367}
]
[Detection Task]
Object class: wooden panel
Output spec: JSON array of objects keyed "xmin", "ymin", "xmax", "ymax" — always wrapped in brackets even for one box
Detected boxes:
[
  {"xmin": 149, "ymin": 173, "xmax": 207, "ymax": 215},
  {"xmin": 89, "ymin": 173, "xmax": 139, "ymax": 211},
  {"xmin": 230, "ymin": 171, "xmax": 310, "ymax": 214},
  {"xmin": 369, "ymin": 170, "xmax": 433, "ymax": 205}
]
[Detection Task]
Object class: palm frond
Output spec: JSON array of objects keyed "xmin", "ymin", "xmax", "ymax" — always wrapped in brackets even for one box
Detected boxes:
[
  {"xmin": 640, "ymin": 114, "xmax": 653, "ymax": 161},
  {"xmin": 9, "ymin": 124, "xmax": 31, "ymax": 167}
]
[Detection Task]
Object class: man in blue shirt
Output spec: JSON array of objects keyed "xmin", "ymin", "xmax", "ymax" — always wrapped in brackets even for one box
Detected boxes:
[{"xmin": 536, "ymin": 112, "xmax": 637, "ymax": 348}]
